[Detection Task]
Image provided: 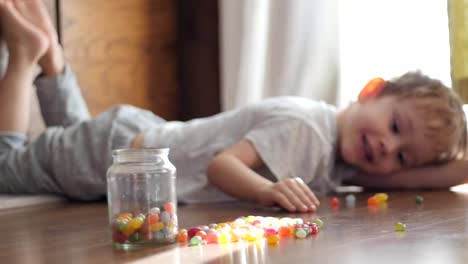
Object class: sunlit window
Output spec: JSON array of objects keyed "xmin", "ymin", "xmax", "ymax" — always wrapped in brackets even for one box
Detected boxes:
[{"xmin": 338, "ymin": 0, "xmax": 451, "ymax": 106}]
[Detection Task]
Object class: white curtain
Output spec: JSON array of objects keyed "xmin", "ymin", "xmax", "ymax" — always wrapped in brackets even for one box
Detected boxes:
[
  {"xmin": 338, "ymin": 0, "xmax": 451, "ymax": 106},
  {"xmin": 220, "ymin": 0, "xmax": 339, "ymax": 111}
]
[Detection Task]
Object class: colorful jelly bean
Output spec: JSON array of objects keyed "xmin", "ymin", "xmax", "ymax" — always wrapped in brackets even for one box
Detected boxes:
[
  {"xmin": 374, "ymin": 193, "xmax": 389, "ymax": 203},
  {"xmin": 313, "ymin": 218, "xmax": 324, "ymax": 229},
  {"xmin": 345, "ymin": 194, "xmax": 356, "ymax": 206},
  {"xmin": 267, "ymin": 235, "xmax": 280, "ymax": 245},
  {"xmin": 111, "ymin": 203, "xmax": 178, "ymax": 247},
  {"xmin": 310, "ymin": 223, "xmax": 319, "ymax": 235},
  {"xmin": 205, "ymin": 231, "xmax": 219, "ymax": 244},
  {"xmin": 415, "ymin": 195, "xmax": 424, "ymax": 205},
  {"xmin": 331, "ymin": 197, "xmax": 340, "ymax": 207},
  {"xmin": 395, "ymin": 222, "xmax": 406, "ymax": 232},
  {"xmin": 164, "ymin": 202, "xmax": 175, "ymax": 215},
  {"xmin": 149, "ymin": 207, "xmax": 160, "ymax": 215},
  {"xmin": 294, "ymin": 228, "xmax": 307, "ymax": 239},
  {"xmin": 367, "ymin": 197, "xmax": 379, "ymax": 206}
]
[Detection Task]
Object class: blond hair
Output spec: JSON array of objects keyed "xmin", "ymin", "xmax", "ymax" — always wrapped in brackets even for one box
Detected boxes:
[{"xmin": 379, "ymin": 71, "xmax": 467, "ymax": 164}]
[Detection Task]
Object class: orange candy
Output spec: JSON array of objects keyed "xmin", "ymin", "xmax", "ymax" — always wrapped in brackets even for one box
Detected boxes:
[
  {"xmin": 195, "ymin": 231, "xmax": 207, "ymax": 240},
  {"xmin": 367, "ymin": 197, "xmax": 379, "ymax": 206},
  {"xmin": 147, "ymin": 214, "xmax": 160, "ymax": 225},
  {"xmin": 278, "ymin": 226, "xmax": 290, "ymax": 236},
  {"xmin": 178, "ymin": 230, "xmax": 188, "ymax": 243},
  {"xmin": 164, "ymin": 202, "xmax": 175, "ymax": 215},
  {"xmin": 359, "ymin": 77, "xmax": 385, "ymax": 100}
]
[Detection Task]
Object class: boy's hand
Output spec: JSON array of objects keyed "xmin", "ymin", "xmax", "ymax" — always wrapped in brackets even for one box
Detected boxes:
[{"xmin": 257, "ymin": 177, "xmax": 320, "ymax": 212}]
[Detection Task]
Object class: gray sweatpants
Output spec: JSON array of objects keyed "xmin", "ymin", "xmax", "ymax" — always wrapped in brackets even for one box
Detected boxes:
[{"xmin": 0, "ymin": 65, "xmax": 164, "ymax": 200}]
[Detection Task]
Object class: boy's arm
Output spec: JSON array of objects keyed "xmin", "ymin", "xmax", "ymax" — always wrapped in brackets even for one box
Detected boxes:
[
  {"xmin": 348, "ymin": 159, "xmax": 468, "ymax": 189},
  {"xmin": 207, "ymin": 139, "xmax": 320, "ymax": 212}
]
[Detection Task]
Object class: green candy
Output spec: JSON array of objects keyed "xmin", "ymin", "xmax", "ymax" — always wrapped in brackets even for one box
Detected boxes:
[
  {"xmin": 395, "ymin": 222, "xmax": 406, "ymax": 232},
  {"xmin": 189, "ymin": 236, "xmax": 203, "ymax": 246},
  {"xmin": 129, "ymin": 232, "xmax": 143, "ymax": 242},
  {"xmin": 313, "ymin": 218, "xmax": 324, "ymax": 229},
  {"xmin": 415, "ymin": 195, "xmax": 424, "ymax": 205},
  {"xmin": 118, "ymin": 220, "xmax": 128, "ymax": 231}
]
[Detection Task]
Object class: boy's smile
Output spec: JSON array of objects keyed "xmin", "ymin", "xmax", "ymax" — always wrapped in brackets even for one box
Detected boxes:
[{"xmin": 337, "ymin": 95, "xmax": 437, "ymax": 175}]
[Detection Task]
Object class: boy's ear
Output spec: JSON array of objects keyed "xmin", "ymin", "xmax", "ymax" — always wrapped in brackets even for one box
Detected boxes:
[{"xmin": 358, "ymin": 77, "xmax": 386, "ymax": 102}]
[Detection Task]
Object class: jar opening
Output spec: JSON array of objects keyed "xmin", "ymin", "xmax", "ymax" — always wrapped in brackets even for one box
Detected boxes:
[{"xmin": 112, "ymin": 148, "xmax": 170, "ymax": 163}]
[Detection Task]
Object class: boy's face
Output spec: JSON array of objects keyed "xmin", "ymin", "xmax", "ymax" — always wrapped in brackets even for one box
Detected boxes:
[{"xmin": 338, "ymin": 95, "xmax": 437, "ymax": 175}]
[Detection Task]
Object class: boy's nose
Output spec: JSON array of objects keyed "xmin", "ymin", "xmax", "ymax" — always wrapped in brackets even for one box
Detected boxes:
[{"xmin": 380, "ymin": 137, "xmax": 399, "ymax": 157}]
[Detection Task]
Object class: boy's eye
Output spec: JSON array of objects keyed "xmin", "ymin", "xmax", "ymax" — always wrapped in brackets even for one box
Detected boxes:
[
  {"xmin": 397, "ymin": 151, "xmax": 405, "ymax": 166},
  {"xmin": 392, "ymin": 118, "xmax": 399, "ymax": 134}
]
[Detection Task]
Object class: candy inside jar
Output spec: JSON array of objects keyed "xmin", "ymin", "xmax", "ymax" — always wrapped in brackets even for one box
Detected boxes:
[
  {"xmin": 111, "ymin": 202, "xmax": 178, "ymax": 246},
  {"xmin": 107, "ymin": 148, "xmax": 177, "ymax": 249}
]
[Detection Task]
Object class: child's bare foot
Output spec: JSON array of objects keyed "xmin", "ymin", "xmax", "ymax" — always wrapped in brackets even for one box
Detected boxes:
[
  {"xmin": 0, "ymin": 0, "xmax": 48, "ymax": 64},
  {"xmin": 13, "ymin": 0, "xmax": 63, "ymax": 75}
]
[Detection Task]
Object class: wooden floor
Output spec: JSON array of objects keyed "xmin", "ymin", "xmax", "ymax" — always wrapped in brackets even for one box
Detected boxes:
[{"xmin": 1, "ymin": 190, "xmax": 468, "ymax": 263}]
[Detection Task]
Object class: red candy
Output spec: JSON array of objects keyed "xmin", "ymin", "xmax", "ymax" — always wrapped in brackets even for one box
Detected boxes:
[
  {"xmin": 264, "ymin": 228, "xmax": 278, "ymax": 236},
  {"xmin": 188, "ymin": 227, "xmax": 202, "ymax": 239},
  {"xmin": 113, "ymin": 231, "xmax": 127, "ymax": 243},
  {"xmin": 331, "ymin": 197, "xmax": 340, "ymax": 207},
  {"xmin": 310, "ymin": 223, "xmax": 319, "ymax": 235}
]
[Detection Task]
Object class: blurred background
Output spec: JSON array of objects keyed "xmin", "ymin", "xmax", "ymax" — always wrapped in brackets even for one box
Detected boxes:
[{"xmin": 35, "ymin": 0, "xmax": 467, "ymax": 123}]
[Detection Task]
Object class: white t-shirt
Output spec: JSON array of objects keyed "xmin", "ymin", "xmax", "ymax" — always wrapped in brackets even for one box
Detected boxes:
[{"xmin": 143, "ymin": 96, "xmax": 345, "ymax": 203}]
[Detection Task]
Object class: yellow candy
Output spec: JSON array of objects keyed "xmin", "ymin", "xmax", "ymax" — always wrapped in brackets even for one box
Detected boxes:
[
  {"xmin": 166, "ymin": 221, "xmax": 176, "ymax": 229},
  {"xmin": 245, "ymin": 216, "xmax": 256, "ymax": 223},
  {"xmin": 218, "ymin": 233, "xmax": 232, "ymax": 244},
  {"xmin": 122, "ymin": 225, "xmax": 135, "ymax": 236},
  {"xmin": 150, "ymin": 222, "xmax": 164, "ymax": 232},
  {"xmin": 128, "ymin": 217, "xmax": 144, "ymax": 229},
  {"xmin": 117, "ymin": 213, "xmax": 133, "ymax": 221},
  {"xmin": 374, "ymin": 193, "xmax": 389, "ymax": 203},
  {"xmin": 267, "ymin": 235, "xmax": 280, "ymax": 245}
]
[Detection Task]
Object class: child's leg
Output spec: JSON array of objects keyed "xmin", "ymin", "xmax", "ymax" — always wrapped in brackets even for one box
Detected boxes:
[
  {"xmin": 34, "ymin": 63, "xmax": 92, "ymax": 127},
  {"xmin": 0, "ymin": 0, "xmax": 48, "ymax": 134},
  {"xmin": 0, "ymin": 105, "xmax": 164, "ymax": 200},
  {"xmin": 13, "ymin": 0, "xmax": 90, "ymax": 127}
]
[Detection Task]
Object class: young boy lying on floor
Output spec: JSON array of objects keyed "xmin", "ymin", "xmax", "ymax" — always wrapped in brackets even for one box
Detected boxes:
[{"xmin": 0, "ymin": 0, "xmax": 467, "ymax": 213}]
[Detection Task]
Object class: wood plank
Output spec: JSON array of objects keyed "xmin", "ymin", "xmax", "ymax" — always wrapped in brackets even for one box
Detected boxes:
[
  {"xmin": 60, "ymin": 0, "xmax": 179, "ymax": 120},
  {"xmin": 177, "ymin": 0, "xmax": 221, "ymax": 120},
  {"xmin": 1, "ymin": 191, "xmax": 468, "ymax": 263}
]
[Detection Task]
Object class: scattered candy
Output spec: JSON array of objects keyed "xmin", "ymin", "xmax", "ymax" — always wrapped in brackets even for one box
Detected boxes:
[
  {"xmin": 205, "ymin": 231, "xmax": 219, "ymax": 244},
  {"xmin": 179, "ymin": 216, "xmax": 323, "ymax": 247},
  {"xmin": 313, "ymin": 218, "xmax": 324, "ymax": 229},
  {"xmin": 294, "ymin": 228, "xmax": 307, "ymax": 239},
  {"xmin": 188, "ymin": 227, "xmax": 202, "ymax": 239},
  {"xmin": 178, "ymin": 229, "xmax": 188, "ymax": 243},
  {"xmin": 415, "ymin": 195, "xmax": 424, "ymax": 205},
  {"xmin": 331, "ymin": 197, "xmax": 340, "ymax": 207},
  {"xmin": 190, "ymin": 235, "xmax": 203, "ymax": 246},
  {"xmin": 395, "ymin": 222, "xmax": 406, "ymax": 232},
  {"xmin": 267, "ymin": 234, "xmax": 280, "ymax": 245},
  {"xmin": 345, "ymin": 194, "xmax": 356, "ymax": 206},
  {"xmin": 310, "ymin": 223, "xmax": 319, "ymax": 235},
  {"xmin": 374, "ymin": 193, "xmax": 389, "ymax": 203},
  {"xmin": 367, "ymin": 197, "xmax": 379, "ymax": 206}
]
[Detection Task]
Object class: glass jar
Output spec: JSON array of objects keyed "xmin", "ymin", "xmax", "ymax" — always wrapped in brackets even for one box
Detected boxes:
[{"xmin": 107, "ymin": 148, "xmax": 177, "ymax": 249}]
